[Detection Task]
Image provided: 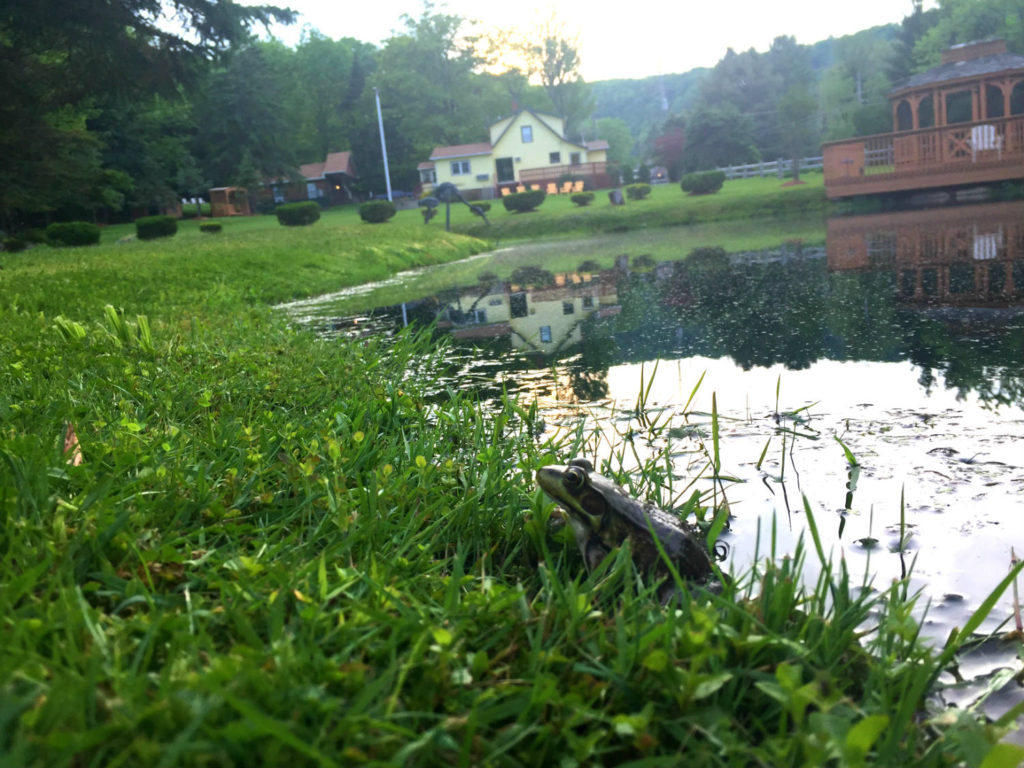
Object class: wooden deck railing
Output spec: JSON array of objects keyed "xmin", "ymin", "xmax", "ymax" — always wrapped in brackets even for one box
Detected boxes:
[
  {"xmin": 517, "ymin": 162, "xmax": 608, "ymax": 184},
  {"xmin": 823, "ymin": 115, "xmax": 1024, "ymax": 198}
]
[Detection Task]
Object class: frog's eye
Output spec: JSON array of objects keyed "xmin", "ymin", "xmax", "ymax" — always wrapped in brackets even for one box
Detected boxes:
[
  {"xmin": 564, "ymin": 466, "xmax": 588, "ymax": 490},
  {"xmin": 568, "ymin": 457, "xmax": 594, "ymax": 472}
]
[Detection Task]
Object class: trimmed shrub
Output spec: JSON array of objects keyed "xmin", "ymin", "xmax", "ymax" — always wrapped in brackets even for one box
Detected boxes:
[
  {"xmin": 46, "ymin": 221, "xmax": 101, "ymax": 247},
  {"xmin": 510, "ymin": 264, "xmax": 555, "ymax": 287},
  {"xmin": 570, "ymin": 192, "xmax": 595, "ymax": 207},
  {"xmin": 135, "ymin": 215, "xmax": 178, "ymax": 240},
  {"xmin": 577, "ymin": 259, "xmax": 600, "ymax": 272},
  {"xmin": 472, "ymin": 201, "xmax": 491, "ymax": 213},
  {"xmin": 276, "ymin": 201, "xmax": 321, "ymax": 226},
  {"xmin": 624, "ymin": 183, "xmax": 652, "ymax": 201},
  {"xmin": 3, "ymin": 237, "xmax": 28, "ymax": 252},
  {"xmin": 502, "ymin": 189, "xmax": 546, "ymax": 213},
  {"xmin": 681, "ymin": 170, "xmax": 726, "ymax": 195},
  {"xmin": 359, "ymin": 200, "xmax": 396, "ymax": 224},
  {"xmin": 199, "ymin": 221, "xmax": 223, "ymax": 234}
]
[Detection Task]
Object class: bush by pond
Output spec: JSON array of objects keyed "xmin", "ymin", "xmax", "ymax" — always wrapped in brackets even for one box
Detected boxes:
[
  {"xmin": 46, "ymin": 221, "xmax": 101, "ymax": 247},
  {"xmin": 570, "ymin": 192, "xmax": 595, "ymax": 207},
  {"xmin": 276, "ymin": 201, "xmax": 321, "ymax": 226},
  {"xmin": 199, "ymin": 222, "xmax": 223, "ymax": 234},
  {"xmin": 681, "ymin": 170, "xmax": 726, "ymax": 195},
  {"xmin": 625, "ymin": 183, "xmax": 652, "ymax": 201},
  {"xmin": 135, "ymin": 215, "xmax": 178, "ymax": 241},
  {"xmin": 359, "ymin": 200, "xmax": 396, "ymax": 224},
  {"xmin": 502, "ymin": 189, "xmax": 546, "ymax": 213}
]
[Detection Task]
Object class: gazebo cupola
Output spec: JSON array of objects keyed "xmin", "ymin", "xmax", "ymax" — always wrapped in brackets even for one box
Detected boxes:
[{"xmin": 889, "ymin": 38, "xmax": 1024, "ymax": 132}]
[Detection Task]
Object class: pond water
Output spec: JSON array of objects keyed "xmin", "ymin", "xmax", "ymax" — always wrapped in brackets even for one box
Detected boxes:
[{"xmin": 280, "ymin": 200, "xmax": 1024, "ymax": 726}]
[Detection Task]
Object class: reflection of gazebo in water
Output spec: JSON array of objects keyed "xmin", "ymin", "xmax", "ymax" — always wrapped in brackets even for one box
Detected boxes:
[
  {"xmin": 209, "ymin": 187, "xmax": 251, "ymax": 217},
  {"xmin": 824, "ymin": 39, "xmax": 1024, "ymax": 198},
  {"xmin": 826, "ymin": 200, "xmax": 1024, "ymax": 306}
]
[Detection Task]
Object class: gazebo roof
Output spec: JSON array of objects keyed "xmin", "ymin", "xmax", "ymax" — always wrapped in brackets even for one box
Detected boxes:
[
  {"xmin": 892, "ymin": 39, "xmax": 1024, "ymax": 95},
  {"xmin": 901, "ymin": 53, "xmax": 1024, "ymax": 90}
]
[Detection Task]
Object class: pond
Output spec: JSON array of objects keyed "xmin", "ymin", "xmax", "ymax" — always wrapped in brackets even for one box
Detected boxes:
[{"xmin": 280, "ymin": 199, "xmax": 1024, "ymax": 725}]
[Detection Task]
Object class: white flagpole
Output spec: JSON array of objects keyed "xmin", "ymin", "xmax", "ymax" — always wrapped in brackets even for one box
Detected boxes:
[{"xmin": 374, "ymin": 87, "xmax": 393, "ymax": 202}]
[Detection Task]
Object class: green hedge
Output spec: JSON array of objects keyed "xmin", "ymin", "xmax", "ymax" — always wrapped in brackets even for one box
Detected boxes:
[
  {"xmin": 3, "ymin": 237, "xmax": 28, "ymax": 252},
  {"xmin": 570, "ymin": 192, "xmax": 595, "ymax": 207},
  {"xmin": 681, "ymin": 170, "xmax": 726, "ymax": 195},
  {"xmin": 359, "ymin": 200, "xmax": 396, "ymax": 224},
  {"xmin": 624, "ymin": 183, "xmax": 652, "ymax": 201},
  {"xmin": 135, "ymin": 215, "xmax": 178, "ymax": 240},
  {"xmin": 46, "ymin": 221, "xmax": 101, "ymax": 247},
  {"xmin": 502, "ymin": 189, "xmax": 546, "ymax": 213},
  {"xmin": 199, "ymin": 222, "xmax": 223, "ymax": 234},
  {"xmin": 276, "ymin": 201, "xmax": 321, "ymax": 226}
]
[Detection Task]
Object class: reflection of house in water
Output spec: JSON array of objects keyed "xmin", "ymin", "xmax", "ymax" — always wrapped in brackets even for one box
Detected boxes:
[
  {"xmin": 827, "ymin": 201, "xmax": 1024, "ymax": 305},
  {"xmin": 438, "ymin": 271, "xmax": 621, "ymax": 354}
]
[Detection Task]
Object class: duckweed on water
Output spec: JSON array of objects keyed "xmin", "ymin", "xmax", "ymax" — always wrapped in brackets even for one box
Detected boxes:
[{"xmin": 1, "ymin": 230, "xmax": 1023, "ymax": 766}]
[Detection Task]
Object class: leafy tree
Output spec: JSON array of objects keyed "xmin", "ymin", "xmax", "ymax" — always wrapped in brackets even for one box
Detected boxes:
[
  {"xmin": 89, "ymin": 95, "xmax": 195, "ymax": 213},
  {"xmin": 913, "ymin": 0, "xmax": 1024, "ymax": 67},
  {"xmin": 594, "ymin": 117, "xmax": 635, "ymax": 171},
  {"xmin": 191, "ymin": 44, "xmax": 299, "ymax": 187},
  {"xmin": 289, "ymin": 33, "xmax": 377, "ymax": 162},
  {"xmin": 681, "ymin": 105, "xmax": 759, "ymax": 172},
  {"xmin": 821, "ymin": 30, "xmax": 897, "ymax": 139},
  {"xmin": 650, "ymin": 115, "xmax": 686, "ymax": 182},
  {"xmin": 175, "ymin": 152, "xmax": 210, "ymax": 216},
  {"xmin": 0, "ymin": 0, "xmax": 293, "ymax": 224},
  {"xmin": 524, "ymin": 15, "xmax": 595, "ymax": 141}
]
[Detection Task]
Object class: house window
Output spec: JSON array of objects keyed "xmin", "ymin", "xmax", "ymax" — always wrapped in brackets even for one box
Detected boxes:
[
  {"xmin": 569, "ymin": 152, "xmax": 581, "ymax": 166},
  {"xmin": 307, "ymin": 182, "xmax": 323, "ymax": 199},
  {"xmin": 420, "ymin": 167, "xmax": 436, "ymax": 184},
  {"xmin": 521, "ymin": 125, "xmax": 533, "ymax": 143},
  {"xmin": 582, "ymin": 295, "xmax": 594, "ymax": 309},
  {"xmin": 272, "ymin": 185, "xmax": 284, "ymax": 204},
  {"xmin": 549, "ymin": 152, "xmax": 561, "ymax": 164},
  {"xmin": 451, "ymin": 160, "xmax": 471, "ymax": 175},
  {"xmin": 562, "ymin": 301, "xmax": 575, "ymax": 315},
  {"xmin": 539, "ymin": 325, "xmax": 552, "ymax": 343}
]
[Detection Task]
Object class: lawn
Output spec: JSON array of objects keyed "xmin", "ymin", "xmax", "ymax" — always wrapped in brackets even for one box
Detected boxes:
[
  {"xmin": 442, "ymin": 174, "xmax": 829, "ymax": 242},
  {"xmin": 2, "ymin": 182, "xmax": 1022, "ymax": 767}
]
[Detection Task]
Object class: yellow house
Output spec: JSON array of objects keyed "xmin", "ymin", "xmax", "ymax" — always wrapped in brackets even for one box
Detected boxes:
[{"xmin": 419, "ymin": 109, "xmax": 610, "ymax": 200}]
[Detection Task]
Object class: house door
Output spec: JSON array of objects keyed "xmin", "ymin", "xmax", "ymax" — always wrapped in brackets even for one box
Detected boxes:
[{"xmin": 495, "ymin": 157, "xmax": 515, "ymax": 184}]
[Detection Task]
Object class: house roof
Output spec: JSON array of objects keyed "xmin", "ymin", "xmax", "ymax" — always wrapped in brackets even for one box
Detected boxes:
[
  {"xmin": 299, "ymin": 161, "xmax": 326, "ymax": 180},
  {"xmin": 490, "ymin": 108, "xmax": 589, "ymax": 152},
  {"xmin": 430, "ymin": 142, "xmax": 493, "ymax": 160},
  {"xmin": 323, "ymin": 151, "xmax": 355, "ymax": 177},
  {"xmin": 417, "ymin": 162, "xmax": 435, "ymax": 171},
  {"xmin": 894, "ymin": 46, "xmax": 1024, "ymax": 93}
]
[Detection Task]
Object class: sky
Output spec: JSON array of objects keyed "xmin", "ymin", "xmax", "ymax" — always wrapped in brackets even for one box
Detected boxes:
[{"xmin": 248, "ymin": 0, "xmax": 938, "ymax": 81}]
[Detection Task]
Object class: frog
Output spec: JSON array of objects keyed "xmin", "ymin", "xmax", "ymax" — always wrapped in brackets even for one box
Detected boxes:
[{"xmin": 536, "ymin": 458, "xmax": 721, "ymax": 595}]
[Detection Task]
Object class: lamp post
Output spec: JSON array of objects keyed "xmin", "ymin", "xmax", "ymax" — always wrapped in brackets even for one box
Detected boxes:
[{"xmin": 374, "ymin": 87, "xmax": 393, "ymax": 203}]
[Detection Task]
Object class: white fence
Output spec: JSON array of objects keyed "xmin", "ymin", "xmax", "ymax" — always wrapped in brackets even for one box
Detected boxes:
[{"xmin": 716, "ymin": 156, "xmax": 824, "ymax": 180}]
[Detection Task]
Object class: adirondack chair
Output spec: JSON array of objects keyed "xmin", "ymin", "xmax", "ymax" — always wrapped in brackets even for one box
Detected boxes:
[
  {"xmin": 546, "ymin": 183, "xmax": 558, "ymax": 195},
  {"xmin": 970, "ymin": 124, "xmax": 1003, "ymax": 161},
  {"xmin": 572, "ymin": 180, "xmax": 584, "ymax": 192}
]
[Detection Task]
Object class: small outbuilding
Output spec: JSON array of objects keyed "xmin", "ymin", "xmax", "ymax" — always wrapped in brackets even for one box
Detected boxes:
[{"xmin": 209, "ymin": 187, "xmax": 251, "ymax": 217}]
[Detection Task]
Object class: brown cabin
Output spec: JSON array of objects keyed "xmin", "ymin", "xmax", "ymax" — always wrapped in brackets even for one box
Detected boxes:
[{"xmin": 823, "ymin": 39, "xmax": 1024, "ymax": 199}]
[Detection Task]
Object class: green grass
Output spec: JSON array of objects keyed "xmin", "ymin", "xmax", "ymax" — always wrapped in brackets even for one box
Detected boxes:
[
  {"xmin": 442, "ymin": 174, "xmax": 829, "ymax": 243},
  {"xmin": 2, "ymin": 188, "xmax": 1023, "ymax": 766}
]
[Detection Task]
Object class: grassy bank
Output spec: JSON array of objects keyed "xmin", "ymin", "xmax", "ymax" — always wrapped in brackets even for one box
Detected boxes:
[
  {"xmin": 452, "ymin": 175, "xmax": 829, "ymax": 242},
  {"xmin": 2, "ymin": 203, "xmax": 1022, "ymax": 766}
]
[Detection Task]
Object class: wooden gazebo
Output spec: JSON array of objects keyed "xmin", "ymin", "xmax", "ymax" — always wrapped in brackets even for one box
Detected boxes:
[{"xmin": 823, "ymin": 39, "xmax": 1024, "ymax": 198}]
